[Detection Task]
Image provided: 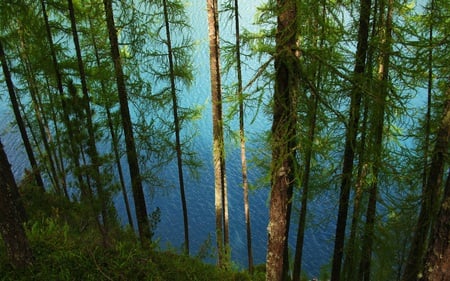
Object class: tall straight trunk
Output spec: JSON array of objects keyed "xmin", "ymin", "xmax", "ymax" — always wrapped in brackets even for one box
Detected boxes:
[
  {"xmin": 103, "ymin": 0, "xmax": 152, "ymax": 247},
  {"xmin": 16, "ymin": 35, "xmax": 63, "ymax": 194},
  {"xmin": 330, "ymin": 0, "xmax": 372, "ymax": 279},
  {"xmin": 0, "ymin": 138, "xmax": 33, "ymax": 268},
  {"xmin": 266, "ymin": 0, "xmax": 298, "ymax": 280},
  {"xmin": 207, "ymin": 0, "xmax": 229, "ymax": 266},
  {"xmin": 421, "ymin": 85, "xmax": 450, "ymax": 281},
  {"xmin": 0, "ymin": 40, "xmax": 45, "ymax": 191},
  {"xmin": 233, "ymin": 0, "xmax": 253, "ymax": 272},
  {"xmin": 67, "ymin": 0, "xmax": 110, "ymax": 245},
  {"xmin": 40, "ymin": 0, "xmax": 87, "ymax": 193},
  {"xmin": 162, "ymin": 0, "xmax": 189, "ymax": 255},
  {"xmin": 402, "ymin": 1, "xmax": 435, "ymax": 280},
  {"xmin": 358, "ymin": 1, "xmax": 392, "ymax": 279},
  {"xmin": 85, "ymin": 11, "xmax": 134, "ymax": 229}
]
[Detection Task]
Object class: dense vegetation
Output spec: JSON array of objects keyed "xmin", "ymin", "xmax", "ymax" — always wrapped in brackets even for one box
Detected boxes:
[{"xmin": 1, "ymin": 0, "xmax": 450, "ymax": 280}]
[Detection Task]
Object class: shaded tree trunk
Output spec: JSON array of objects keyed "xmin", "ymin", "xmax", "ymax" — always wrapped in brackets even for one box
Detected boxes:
[
  {"xmin": 421, "ymin": 84, "xmax": 450, "ymax": 281},
  {"xmin": 67, "ymin": 0, "xmax": 111, "ymax": 246},
  {"xmin": 0, "ymin": 40, "xmax": 44, "ymax": 191},
  {"xmin": 402, "ymin": 1, "xmax": 436, "ymax": 280},
  {"xmin": 330, "ymin": 0, "xmax": 372, "ymax": 279},
  {"xmin": 422, "ymin": 168, "xmax": 450, "ymax": 281},
  {"xmin": 358, "ymin": 1, "xmax": 392, "ymax": 279},
  {"xmin": 162, "ymin": 0, "xmax": 190, "ymax": 255},
  {"xmin": 266, "ymin": 0, "xmax": 298, "ymax": 280},
  {"xmin": 207, "ymin": 0, "xmax": 229, "ymax": 267},
  {"xmin": 103, "ymin": 0, "xmax": 152, "ymax": 247},
  {"xmin": 0, "ymin": 138, "xmax": 34, "ymax": 268}
]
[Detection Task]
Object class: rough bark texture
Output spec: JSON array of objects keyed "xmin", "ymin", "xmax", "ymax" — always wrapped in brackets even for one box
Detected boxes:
[
  {"xmin": 330, "ymin": 0, "xmax": 371, "ymax": 279},
  {"xmin": 103, "ymin": 0, "xmax": 151, "ymax": 247},
  {"xmin": 266, "ymin": 0, "xmax": 298, "ymax": 280},
  {"xmin": 207, "ymin": 0, "xmax": 229, "ymax": 267},
  {"xmin": 0, "ymin": 139, "xmax": 34, "ymax": 268},
  {"xmin": 421, "ymin": 86, "xmax": 450, "ymax": 281},
  {"xmin": 422, "ymin": 171, "xmax": 450, "ymax": 281}
]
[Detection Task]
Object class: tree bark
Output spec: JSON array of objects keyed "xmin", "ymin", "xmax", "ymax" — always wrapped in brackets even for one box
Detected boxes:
[
  {"xmin": 330, "ymin": 0, "xmax": 372, "ymax": 279},
  {"xmin": 421, "ymin": 85, "xmax": 450, "ymax": 281},
  {"xmin": 103, "ymin": 0, "xmax": 152, "ymax": 247},
  {"xmin": 0, "ymin": 138, "xmax": 34, "ymax": 268},
  {"xmin": 207, "ymin": 0, "xmax": 229, "ymax": 267},
  {"xmin": 266, "ymin": 0, "xmax": 298, "ymax": 280}
]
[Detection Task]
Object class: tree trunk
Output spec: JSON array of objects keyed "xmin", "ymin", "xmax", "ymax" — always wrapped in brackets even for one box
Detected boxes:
[
  {"xmin": 162, "ymin": 0, "xmax": 190, "ymax": 255},
  {"xmin": 421, "ymin": 85, "xmax": 450, "ymax": 281},
  {"xmin": 207, "ymin": 0, "xmax": 229, "ymax": 267},
  {"xmin": 358, "ymin": 1, "xmax": 392, "ymax": 280},
  {"xmin": 0, "ymin": 138, "xmax": 34, "ymax": 268},
  {"xmin": 330, "ymin": 0, "xmax": 371, "ymax": 280},
  {"xmin": 266, "ymin": 0, "xmax": 298, "ymax": 280},
  {"xmin": 422, "ymin": 170, "xmax": 450, "ymax": 281},
  {"xmin": 103, "ymin": 0, "xmax": 152, "ymax": 247},
  {"xmin": 233, "ymin": 0, "xmax": 254, "ymax": 272},
  {"xmin": 0, "ymin": 40, "xmax": 45, "ymax": 191},
  {"xmin": 67, "ymin": 0, "xmax": 111, "ymax": 246},
  {"xmin": 402, "ymin": 1, "xmax": 436, "ymax": 280}
]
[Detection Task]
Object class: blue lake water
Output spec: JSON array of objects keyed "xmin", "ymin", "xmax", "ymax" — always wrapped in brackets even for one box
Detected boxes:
[{"xmin": 0, "ymin": 1, "xmax": 336, "ymax": 277}]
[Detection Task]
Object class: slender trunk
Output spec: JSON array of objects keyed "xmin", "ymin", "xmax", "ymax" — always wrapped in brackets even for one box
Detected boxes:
[
  {"xmin": 402, "ymin": 1, "xmax": 435, "ymax": 279},
  {"xmin": 233, "ymin": 0, "xmax": 253, "ymax": 272},
  {"xmin": 0, "ymin": 40, "xmax": 45, "ymax": 191},
  {"xmin": 266, "ymin": 0, "xmax": 298, "ymax": 280},
  {"xmin": 40, "ymin": 0, "xmax": 87, "ymax": 193},
  {"xmin": 0, "ymin": 138, "xmax": 33, "ymax": 268},
  {"xmin": 207, "ymin": 0, "xmax": 229, "ymax": 266},
  {"xmin": 67, "ymin": 0, "xmax": 110, "ymax": 245},
  {"xmin": 358, "ymin": 1, "xmax": 392, "ymax": 279},
  {"xmin": 162, "ymin": 0, "xmax": 189, "ymax": 255},
  {"xmin": 103, "ymin": 0, "xmax": 152, "ymax": 247},
  {"xmin": 85, "ymin": 10, "xmax": 134, "ymax": 229},
  {"xmin": 331, "ymin": 0, "xmax": 372, "ymax": 279}
]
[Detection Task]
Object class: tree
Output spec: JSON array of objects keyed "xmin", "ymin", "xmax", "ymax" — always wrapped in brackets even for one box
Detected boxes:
[
  {"xmin": 0, "ymin": 39, "xmax": 44, "ymax": 191},
  {"xmin": 421, "ymin": 84, "xmax": 450, "ymax": 280},
  {"xmin": 358, "ymin": 0, "xmax": 393, "ymax": 279},
  {"xmin": 207, "ymin": 0, "xmax": 229, "ymax": 267},
  {"xmin": 331, "ymin": 0, "xmax": 372, "ymax": 279},
  {"xmin": 161, "ymin": 0, "xmax": 190, "ymax": 254},
  {"xmin": 0, "ymin": 137, "xmax": 34, "ymax": 268},
  {"xmin": 103, "ymin": 0, "xmax": 152, "ymax": 247},
  {"xmin": 266, "ymin": 0, "xmax": 299, "ymax": 279}
]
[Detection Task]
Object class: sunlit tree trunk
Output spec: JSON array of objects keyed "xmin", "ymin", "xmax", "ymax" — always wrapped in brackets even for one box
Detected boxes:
[
  {"xmin": 331, "ymin": 0, "xmax": 372, "ymax": 279},
  {"xmin": 266, "ymin": 0, "xmax": 298, "ymax": 280},
  {"xmin": 207, "ymin": 0, "xmax": 229, "ymax": 267},
  {"xmin": 0, "ymin": 138, "xmax": 34, "ymax": 268},
  {"xmin": 162, "ymin": 0, "xmax": 190, "ymax": 255},
  {"xmin": 103, "ymin": 0, "xmax": 152, "ymax": 247},
  {"xmin": 232, "ymin": 0, "xmax": 253, "ymax": 272}
]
